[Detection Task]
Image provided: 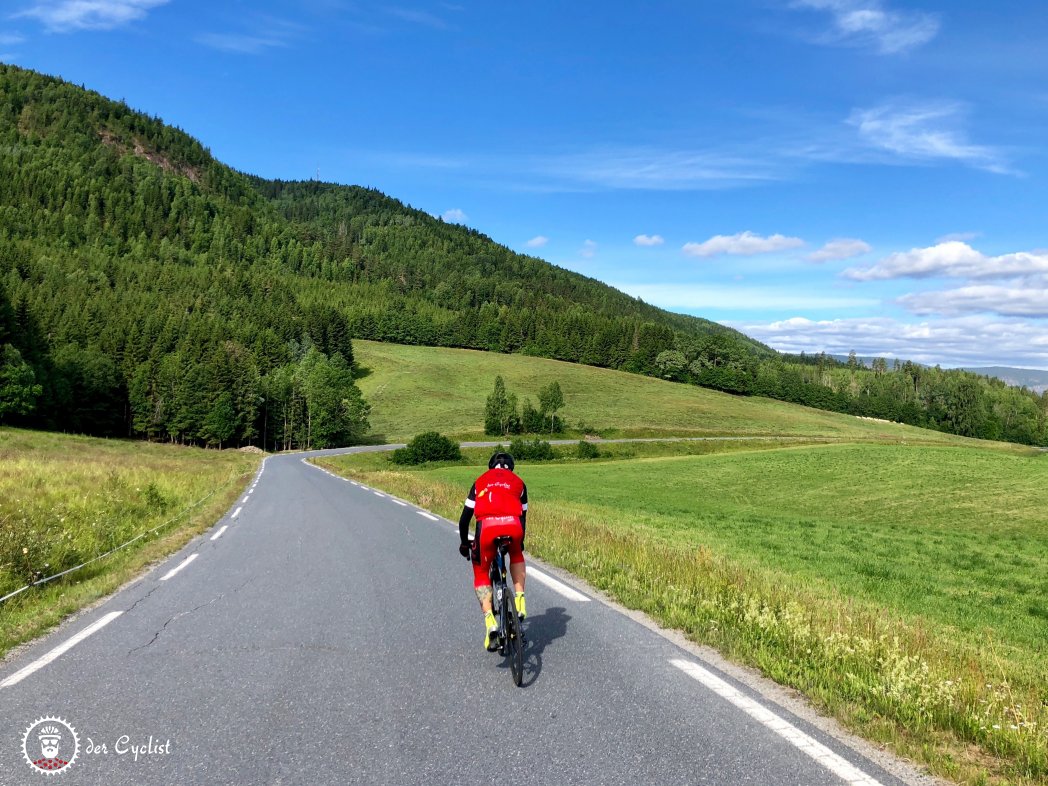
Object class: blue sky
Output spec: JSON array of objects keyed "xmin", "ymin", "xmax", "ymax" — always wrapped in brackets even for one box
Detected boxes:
[{"xmin": 4, "ymin": 0, "xmax": 1048, "ymax": 368}]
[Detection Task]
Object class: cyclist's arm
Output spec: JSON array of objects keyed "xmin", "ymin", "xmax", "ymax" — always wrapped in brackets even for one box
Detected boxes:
[
  {"xmin": 520, "ymin": 483, "xmax": 528, "ymax": 540},
  {"xmin": 458, "ymin": 483, "xmax": 477, "ymax": 544}
]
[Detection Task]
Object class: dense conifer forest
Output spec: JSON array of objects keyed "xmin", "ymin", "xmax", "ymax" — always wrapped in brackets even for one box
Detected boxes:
[{"xmin": 0, "ymin": 64, "xmax": 1045, "ymax": 446}]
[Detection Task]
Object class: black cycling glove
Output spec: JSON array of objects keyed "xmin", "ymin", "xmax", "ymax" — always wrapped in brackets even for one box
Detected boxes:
[{"xmin": 458, "ymin": 542, "xmax": 471, "ymax": 560}]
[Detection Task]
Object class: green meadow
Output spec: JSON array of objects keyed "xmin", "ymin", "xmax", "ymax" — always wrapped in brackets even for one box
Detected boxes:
[
  {"xmin": 0, "ymin": 428, "xmax": 258, "ymax": 656},
  {"xmin": 320, "ymin": 440, "xmax": 1048, "ymax": 785},
  {"xmin": 353, "ymin": 340, "xmax": 980, "ymax": 444}
]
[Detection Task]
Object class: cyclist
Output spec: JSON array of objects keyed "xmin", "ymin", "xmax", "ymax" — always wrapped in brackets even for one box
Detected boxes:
[{"xmin": 458, "ymin": 451, "xmax": 528, "ymax": 651}]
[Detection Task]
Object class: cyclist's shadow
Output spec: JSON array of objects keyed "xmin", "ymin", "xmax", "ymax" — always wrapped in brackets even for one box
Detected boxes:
[{"xmin": 518, "ymin": 606, "xmax": 570, "ymax": 687}]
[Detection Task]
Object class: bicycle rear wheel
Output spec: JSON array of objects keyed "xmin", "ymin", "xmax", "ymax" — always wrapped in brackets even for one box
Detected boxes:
[{"xmin": 505, "ymin": 590, "xmax": 525, "ymax": 687}]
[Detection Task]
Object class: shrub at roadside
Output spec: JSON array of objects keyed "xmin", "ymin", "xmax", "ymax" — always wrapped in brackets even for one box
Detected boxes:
[
  {"xmin": 508, "ymin": 437, "xmax": 555, "ymax": 461},
  {"xmin": 576, "ymin": 440, "xmax": 601, "ymax": 459},
  {"xmin": 391, "ymin": 432, "xmax": 462, "ymax": 465}
]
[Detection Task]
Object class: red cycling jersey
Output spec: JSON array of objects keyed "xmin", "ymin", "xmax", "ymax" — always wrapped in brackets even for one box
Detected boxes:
[{"xmin": 467, "ymin": 468, "xmax": 527, "ymax": 519}]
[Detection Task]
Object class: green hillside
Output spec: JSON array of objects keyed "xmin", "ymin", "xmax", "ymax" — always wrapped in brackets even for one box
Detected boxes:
[{"xmin": 354, "ymin": 340, "xmax": 982, "ymax": 444}]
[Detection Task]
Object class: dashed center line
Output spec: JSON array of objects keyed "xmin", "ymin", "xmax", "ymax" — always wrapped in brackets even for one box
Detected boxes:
[
  {"xmin": 670, "ymin": 659, "xmax": 884, "ymax": 786},
  {"xmin": 1, "ymin": 611, "xmax": 123, "ymax": 688},
  {"xmin": 210, "ymin": 525, "xmax": 228, "ymax": 541},
  {"xmin": 160, "ymin": 553, "xmax": 198, "ymax": 581}
]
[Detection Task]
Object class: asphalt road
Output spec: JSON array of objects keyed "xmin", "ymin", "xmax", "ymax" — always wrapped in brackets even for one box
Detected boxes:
[{"xmin": 1, "ymin": 448, "xmax": 927, "ymax": 785}]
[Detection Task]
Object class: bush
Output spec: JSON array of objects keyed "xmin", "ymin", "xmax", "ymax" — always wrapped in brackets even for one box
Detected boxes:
[
  {"xmin": 508, "ymin": 437, "xmax": 554, "ymax": 462},
  {"xmin": 391, "ymin": 431, "xmax": 462, "ymax": 465},
  {"xmin": 575, "ymin": 440, "xmax": 600, "ymax": 459}
]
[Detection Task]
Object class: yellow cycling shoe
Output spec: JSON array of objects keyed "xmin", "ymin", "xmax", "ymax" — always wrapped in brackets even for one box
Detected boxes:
[
  {"xmin": 515, "ymin": 593, "xmax": 527, "ymax": 621},
  {"xmin": 484, "ymin": 611, "xmax": 499, "ymax": 652}
]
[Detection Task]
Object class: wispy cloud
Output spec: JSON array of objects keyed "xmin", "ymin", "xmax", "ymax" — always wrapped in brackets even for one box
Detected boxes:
[
  {"xmin": 843, "ymin": 241, "xmax": 1048, "ymax": 281},
  {"xmin": 790, "ymin": 0, "xmax": 940, "ymax": 54},
  {"xmin": 937, "ymin": 231, "xmax": 981, "ymax": 244},
  {"xmin": 525, "ymin": 236, "xmax": 549, "ymax": 248},
  {"xmin": 682, "ymin": 231, "xmax": 804, "ymax": 258},
  {"xmin": 441, "ymin": 208, "xmax": 468, "ymax": 223},
  {"xmin": 736, "ymin": 314, "xmax": 1048, "ymax": 368},
  {"xmin": 634, "ymin": 234, "xmax": 665, "ymax": 247},
  {"xmin": 899, "ymin": 285, "xmax": 1048, "ymax": 318},
  {"xmin": 0, "ymin": 33, "xmax": 26, "ymax": 45},
  {"xmin": 196, "ymin": 16, "xmax": 304, "ymax": 55},
  {"xmin": 580, "ymin": 239, "xmax": 597, "ymax": 258},
  {"xmin": 808, "ymin": 238, "xmax": 871, "ymax": 262},
  {"xmin": 849, "ymin": 101, "xmax": 1012, "ymax": 174},
  {"xmin": 387, "ymin": 7, "xmax": 449, "ymax": 30},
  {"xmin": 615, "ymin": 283, "xmax": 876, "ymax": 311},
  {"xmin": 16, "ymin": 0, "xmax": 170, "ymax": 32}
]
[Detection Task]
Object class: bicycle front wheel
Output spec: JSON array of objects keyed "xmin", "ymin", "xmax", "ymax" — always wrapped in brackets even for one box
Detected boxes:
[{"xmin": 506, "ymin": 591, "xmax": 525, "ymax": 687}]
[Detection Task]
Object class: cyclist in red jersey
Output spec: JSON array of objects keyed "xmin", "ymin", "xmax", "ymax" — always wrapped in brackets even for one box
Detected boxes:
[{"xmin": 458, "ymin": 451, "xmax": 528, "ymax": 651}]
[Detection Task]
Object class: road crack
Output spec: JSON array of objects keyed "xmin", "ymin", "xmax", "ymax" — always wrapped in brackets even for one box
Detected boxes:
[{"xmin": 126, "ymin": 578, "xmax": 255, "ymax": 656}]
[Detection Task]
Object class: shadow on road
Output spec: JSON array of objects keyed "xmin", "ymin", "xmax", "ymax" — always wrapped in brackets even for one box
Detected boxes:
[{"xmin": 517, "ymin": 606, "xmax": 570, "ymax": 688}]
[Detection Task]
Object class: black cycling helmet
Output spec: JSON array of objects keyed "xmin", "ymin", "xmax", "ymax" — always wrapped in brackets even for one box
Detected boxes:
[{"xmin": 489, "ymin": 451, "xmax": 515, "ymax": 471}]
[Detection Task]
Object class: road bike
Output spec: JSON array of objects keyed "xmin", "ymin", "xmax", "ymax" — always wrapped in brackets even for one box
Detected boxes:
[{"xmin": 489, "ymin": 535, "xmax": 526, "ymax": 686}]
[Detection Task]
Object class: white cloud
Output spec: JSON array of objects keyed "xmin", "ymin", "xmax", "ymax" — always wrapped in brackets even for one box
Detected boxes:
[
  {"xmin": 682, "ymin": 231, "xmax": 804, "ymax": 258},
  {"xmin": 17, "ymin": 0, "xmax": 170, "ymax": 31},
  {"xmin": 791, "ymin": 0, "xmax": 940, "ymax": 54},
  {"xmin": 937, "ymin": 231, "xmax": 980, "ymax": 243},
  {"xmin": 633, "ymin": 234, "xmax": 665, "ymax": 247},
  {"xmin": 441, "ymin": 208, "xmax": 468, "ymax": 223},
  {"xmin": 808, "ymin": 238, "xmax": 871, "ymax": 262},
  {"xmin": 0, "ymin": 34, "xmax": 26, "ymax": 45},
  {"xmin": 613, "ymin": 283, "xmax": 877, "ymax": 311},
  {"xmin": 196, "ymin": 32, "xmax": 288, "ymax": 54},
  {"xmin": 525, "ymin": 236, "xmax": 549, "ymax": 248},
  {"xmin": 580, "ymin": 239, "xmax": 597, "ymax": 258},
  {"xmin": 735, "ymin": 314, "xmax": 1048, "ymax": 368},
  {"xmin": 844, "ymin": 241, "xmax": 1048, "ymax": 281},
  {"xmin": 899, "ymin": 285, "xmax": 1048, "ymax": 318},
  {"xmin": 849, "ymin": 101, "xmax": 1011, "ymax": 173}
]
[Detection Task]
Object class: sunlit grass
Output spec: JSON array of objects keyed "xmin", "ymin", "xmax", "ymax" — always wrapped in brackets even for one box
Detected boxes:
[{"xmin": 0, "ymin": 428, "xmax": 258, "ymax": 657}]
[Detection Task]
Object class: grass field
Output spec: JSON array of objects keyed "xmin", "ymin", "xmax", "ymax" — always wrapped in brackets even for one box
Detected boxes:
[
  {"xmin": 0, "ymin": 428, "xmax": 259, "ymax": 657},
  {"xmin": 319, "ymin": 440, "xmax": 1048, "ymax": 785},
  {"xmin": 354, "ymin": 340, "xmax": 980, "ymax": 444}
]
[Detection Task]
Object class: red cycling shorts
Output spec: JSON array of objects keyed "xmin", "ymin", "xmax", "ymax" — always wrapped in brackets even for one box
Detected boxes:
[{"xmin": 472, "ymin": 515, "xmax": 524, "ymax": 589}]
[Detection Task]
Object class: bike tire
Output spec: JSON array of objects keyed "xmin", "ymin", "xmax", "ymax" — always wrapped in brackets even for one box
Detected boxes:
[{"xmin": 506, "ymin": 590, "xmax": 525, "ymax": 687}]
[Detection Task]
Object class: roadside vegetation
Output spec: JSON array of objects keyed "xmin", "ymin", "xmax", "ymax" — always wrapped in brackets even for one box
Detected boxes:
[
  {"xmin": 317, "ymin": 440, "xmax": 1048, "ymax": 786},
  {"xmin": 0, "ymin": 427, "xmax": 258, "ymax": 658}
]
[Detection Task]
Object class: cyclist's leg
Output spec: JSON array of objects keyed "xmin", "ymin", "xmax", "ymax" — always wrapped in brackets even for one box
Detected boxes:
[{"xmin": 472, "ymin": 525, "xmax": 494, "ymax": 614}]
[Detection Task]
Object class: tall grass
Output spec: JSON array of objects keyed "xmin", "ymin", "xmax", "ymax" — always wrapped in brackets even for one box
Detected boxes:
[
  {"xmin": 0, "ymin": 428, "xmax": 258, "ymax": 656},
  {"xmin": 317, "ymin": 443, "xmax": 1048, "ymax": 786}
]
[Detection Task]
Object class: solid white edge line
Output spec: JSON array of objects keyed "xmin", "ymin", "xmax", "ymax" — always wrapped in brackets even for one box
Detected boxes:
[
  {"xmin": 669, "ymin": 659, "xmax": 884, "ymax": 786},
  {"xmin": 529, "ymin": 568, "xmax": 591, "ymax": 602},
  {"xmin": 417, "ymin": 511, "xmax": 439, "ymax": 521},
  {"xmin": 232, "ymin": 506, "xmax": 243, "ymax": 519},
  {"xmin": 1, "ymin": 611, "xmax": 124, "ymax": 688},
  {"xmin": 160, "ymin": 553, "xmax": 198, "ymax": 581},
  {"xmin": 210, "ymin": 525, "xmax": 229, "ymax": 541}
]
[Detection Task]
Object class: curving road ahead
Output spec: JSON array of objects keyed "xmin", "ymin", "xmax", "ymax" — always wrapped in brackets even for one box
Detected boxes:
[{"xmin": 1, "ymin": 449, "xmax": 931, "ymax": 785}]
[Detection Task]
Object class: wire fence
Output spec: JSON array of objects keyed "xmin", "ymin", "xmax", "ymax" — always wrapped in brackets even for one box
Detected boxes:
[{"xmin": 0, "ymin": 470, "xmax": 253, "ymax": 605}]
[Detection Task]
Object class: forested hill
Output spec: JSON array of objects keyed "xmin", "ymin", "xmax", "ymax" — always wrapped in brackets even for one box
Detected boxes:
[
  {"xmin": 1, "ymin": 64, "xmax": 1045, "ymax": 447},
  {"xmin": 0, "ymin": 64, "xmax": 777, "ymax": 447}
]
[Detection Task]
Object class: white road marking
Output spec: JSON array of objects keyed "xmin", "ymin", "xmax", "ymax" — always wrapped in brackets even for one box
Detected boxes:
[
  {"xmin": 232, "ymin": 507, "xmax": 243, "ymax": 519},
  {"xmin": 160, "ymin": 553, "xmax": 198, "ymax": 581},
  {"xmin": 529, "ymin": 568, "xmax": 591, "ymax": 602},
  {"xmin": 1, "ymin": 611, "xmax": 123, "ymax": 688},
  {"xmin": 670, "ymin": 659, "xmax": 884, "ymax": 786},
  {"xmin": 392, "ymin": 500, "xmax": 408, "ymax": 507},
  {"xmin": 417, "ymin": 512, "xmax": 439, "ymax": 521},
  {"xmin": 210, "ymin": 525, "xmax": 228, "ymax": 541},
  {"xmin": 373, "ymin": 491, "xmax": 386, "ymax": 498},
  {"xmin": 247, "ymin": 489, "xmax": 253, "ymax": 496}
]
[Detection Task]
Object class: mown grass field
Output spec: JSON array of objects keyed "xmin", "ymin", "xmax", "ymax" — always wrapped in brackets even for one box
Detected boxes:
[
  {"xmin": 354, "ymin": 340, "xmax": 979, "ymax": 444},
  {"xmin": 319, "ymin": 440, "xmax": 1048, "ymax": 786},
  {"xmin": 0, "ymin": 428, "xmax": 259, "ymax": 657}
]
